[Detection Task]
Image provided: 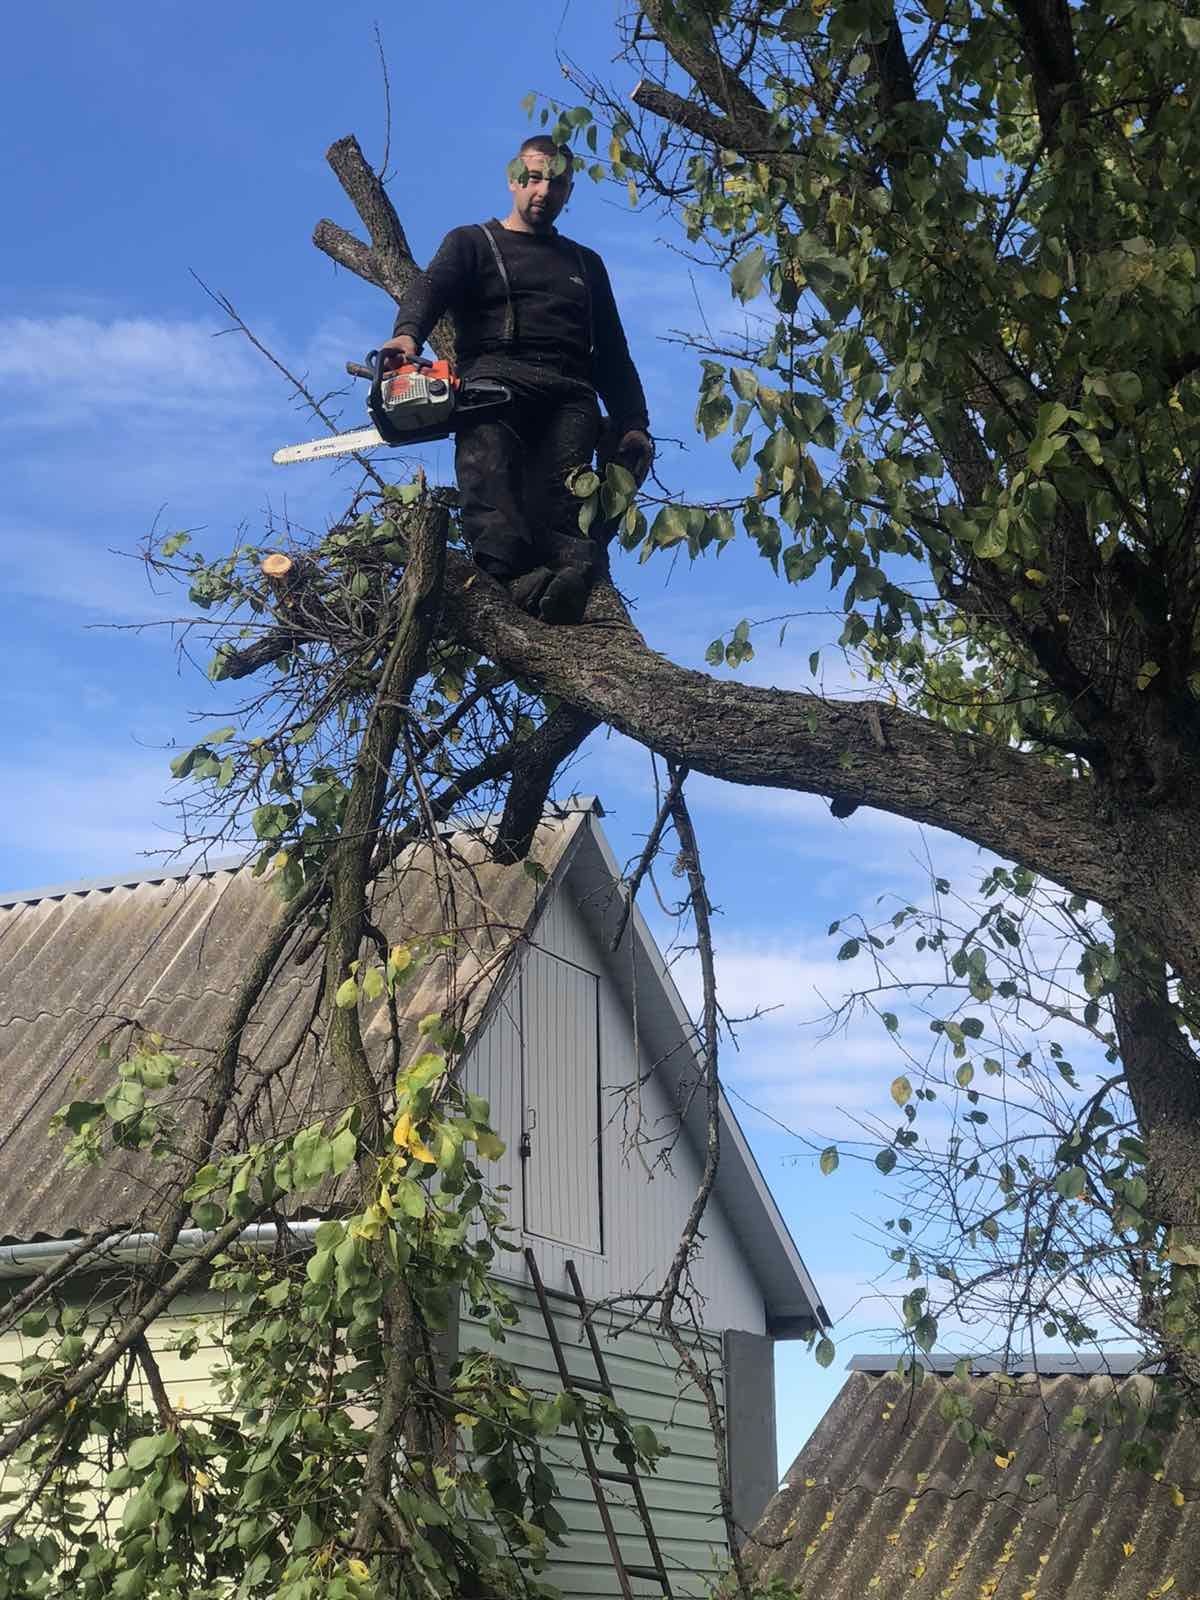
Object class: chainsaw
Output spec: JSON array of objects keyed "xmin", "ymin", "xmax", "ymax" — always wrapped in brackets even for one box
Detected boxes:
[{"xmin": 272, "ymin": 350, "xmax": 511, "ymax": 466}]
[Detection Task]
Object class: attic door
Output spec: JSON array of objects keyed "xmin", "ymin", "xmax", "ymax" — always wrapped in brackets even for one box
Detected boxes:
[{"xmin": 520, "ymin": 946, "xmax": 602, "ymax": 1253}]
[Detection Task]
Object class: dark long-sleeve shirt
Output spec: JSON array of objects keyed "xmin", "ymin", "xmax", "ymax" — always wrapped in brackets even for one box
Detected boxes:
[{"xmin": 391, "ymin": 220, "xmax": 649, "ymax": 434}]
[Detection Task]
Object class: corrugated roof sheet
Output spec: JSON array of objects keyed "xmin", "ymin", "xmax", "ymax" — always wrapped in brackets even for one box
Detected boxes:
[
  {"xmin": 751, "ymin": 1366, "xmax": 1200, "ymax": 1598},
  {"xmin": 0, "ymin": 813, "xmax": 585, "ymax": 1243}
]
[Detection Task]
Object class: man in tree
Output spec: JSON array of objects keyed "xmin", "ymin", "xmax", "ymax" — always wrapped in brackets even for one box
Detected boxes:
[{"xmin": 381, "ymin": 135, "xmax": 653, "ymax": 623}]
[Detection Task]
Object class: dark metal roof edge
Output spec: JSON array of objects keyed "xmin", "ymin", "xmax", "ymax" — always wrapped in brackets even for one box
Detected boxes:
[
  {"xmin": 848, "ymin": 1350, "xmax": 1154, "ymax": 1377},
  {"xmin": 0, "ymin": 797, "xmax": 604, "ymax": 910},
  {"xmin": 0, "ymin": 856, "xmax": 248, "ymax": 908}
]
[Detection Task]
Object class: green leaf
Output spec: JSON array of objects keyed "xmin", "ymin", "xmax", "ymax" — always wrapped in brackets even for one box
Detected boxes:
[
  {"xmin": 335, "ymin": 978, "xmax": 359, "ymax": 1009},
  {"xmin": 974, "ymin": 523, "xmax": 1008, "ymax": 560},
  {"xmin": 328, "ymin": 1127, "xmax": 357, "ymax": 1175},
  {"xmin": 394, "ymin": 1178, "xmax": 427, "ymax": 1219},
  {"xmin": 121, "ymin": 1485, "xmax": 159, "ymax": 1533},
  {"xmin": 876, "ymin": 1147, "xmax": 898, "ymax": 1175},
  {"xmin": 1136, "ymin": 660, "xmax": 1160, "ymax": 690},
  {"xmin": 104, "ymin": 1080, "xmax": 145, "ymax": 1124},
  {"xmin": 814, "ymin": 1337, "xmax": 836, "ymax": 1368},
  {"xmin": 914, "ymin": 1313, "xmax": 938, "ymax": 1352},
  {"xmin": 730, "ymin": 245, "xmax": 768, "ymax": 303},
  {"xmin": 1054, "ymin": 1166, "xmax": 1087, "ymax": 1200},
  {"xmin": 837, "ymin": 938, "xmax": 861, "ymax": 960},
  {"xmin": 475, "ymin": 1130, "xmax": 506, "ymax": 1161},
  {"xmin": 819, "ymin": 1146, "xmax": 839, "ymax": 1176},
  {"xmin": 128, "ymin": 1433, "xmax": 178, "ymax": 1465}
]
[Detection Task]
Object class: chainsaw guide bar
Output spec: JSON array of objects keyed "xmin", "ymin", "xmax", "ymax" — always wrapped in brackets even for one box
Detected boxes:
[{"xmin": 272, "ymin": 427, "xmax": 387, "ymax": 466}]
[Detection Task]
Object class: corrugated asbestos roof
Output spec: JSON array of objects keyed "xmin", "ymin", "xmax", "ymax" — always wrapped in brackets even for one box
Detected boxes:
[
  {"xmin": 751, "ymin": 1365, "xmax": 1200, "ymax": 1598},
  {"xmin": 0, "ymin": 813, "xmax": 583, "ymax": 1243}
]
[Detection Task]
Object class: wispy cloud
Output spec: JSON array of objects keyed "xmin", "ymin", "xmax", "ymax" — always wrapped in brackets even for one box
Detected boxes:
[{"xmin": 0, "ymin": 753, "xmax": 189, "ymax": 889}]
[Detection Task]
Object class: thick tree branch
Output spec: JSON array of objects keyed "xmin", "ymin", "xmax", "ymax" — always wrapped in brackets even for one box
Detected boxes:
[
  {"xmin": 491, "ymin": 705, "xmax": 599, "ymax": 863},
  {"xmin": 1003, "ymin": 0, "xmax": 1081, "ymax": 142},
  {"xmin": 442, "ymin": 558, "xmax": 1114, "ymax": 885},
  {"xmin": 314, "ymin": 134, "xmax": 455, "ymax": 360}
]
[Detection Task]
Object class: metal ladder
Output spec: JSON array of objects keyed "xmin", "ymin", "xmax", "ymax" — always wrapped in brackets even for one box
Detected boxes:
[{"xmin": 524, "ymin": 1248, "xmax": 674, "ymax": 1600}]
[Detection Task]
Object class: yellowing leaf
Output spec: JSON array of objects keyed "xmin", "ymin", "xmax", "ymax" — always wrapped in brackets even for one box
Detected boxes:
[
  {"xmin": 1024, "ymin": 569, "xmax": 1047, "ymax": 586},
  {"xmin": 1123, "ymin": 1542, "xmax": 1136, "ymax": 1557},
  {"xmin": 389, "ymin": 944, "xmax": 413, "ymax": 973},
  {"xmin": 334, "ymin": 977, "xmax": 359, "ymax": 1009},
  {"xmin": 891, "ymin": 1075, "xmax": 913, "ymax": 1107},
  {"xmin": 393, "ymin": 1112, "xmax": 413, "ymax": 1148},
  {"xmin": 347, "ymin": 1558, "xmax": 370, "ymax": 1580},
  {"xmin": 994, "ymin": 1453, "xmax": 1014, "ymax": 1469},
  {"xmin": 1171, "ymin": 1483, "xmax": 1186, "ymax": 1507},
  {"xmin": 1137, "ymin": 660, "xmax": 1161, "ymax": 691},
  {"xmin": 1035, "ymin": 269, "xmax": 1062, "ymax": 298}
]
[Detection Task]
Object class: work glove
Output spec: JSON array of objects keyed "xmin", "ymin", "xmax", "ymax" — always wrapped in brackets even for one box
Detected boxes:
[{"xmin": 615, "ymin": 428, "xmax": 654, "ymax": 488}]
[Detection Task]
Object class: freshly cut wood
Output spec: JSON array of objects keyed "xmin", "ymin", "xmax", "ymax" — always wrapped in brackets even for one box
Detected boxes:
[{"xmin": 261, "ymin": 553, "xmax": 294, "ymax": 580}]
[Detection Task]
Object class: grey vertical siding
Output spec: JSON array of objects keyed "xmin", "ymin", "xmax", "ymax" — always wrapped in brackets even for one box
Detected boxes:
[
  {"xmin": 461, "ymin": 1288, "xmax": 727, "ymax": 1599},
  {"xmin": 540, "ymin": 891, "xmax": 765, "ymax": 1333},
  {"xmin": 460, "ymin": 884, "xmax": 766, "ymax": 1333},
  {"xmin": 521, "ymin": 947, "xmax": 602, "ymax": 1252},
  {"xmin": 459, "ymin": 982, "xmax": 525, "ymax": 1224}
]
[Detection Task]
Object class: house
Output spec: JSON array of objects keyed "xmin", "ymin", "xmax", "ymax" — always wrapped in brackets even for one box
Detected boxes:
[
  {"xmin": 0, "ymin": 800, "xmax": 826, "ymax": 1598},
  {"xmin": 749, "ymin": 1354, "xmax": 1200, "ymax": 1599}
]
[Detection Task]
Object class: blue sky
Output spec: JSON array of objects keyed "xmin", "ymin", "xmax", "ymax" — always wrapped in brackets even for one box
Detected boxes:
[{"xmin": 0, "ymin": 1, "xmax": 1007, "ymax": 1464}]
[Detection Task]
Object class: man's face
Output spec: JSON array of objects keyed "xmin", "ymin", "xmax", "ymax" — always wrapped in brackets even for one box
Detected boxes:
[{"xmin": 508, "ymin": 149, "xmax": 573, "ymax": 230}]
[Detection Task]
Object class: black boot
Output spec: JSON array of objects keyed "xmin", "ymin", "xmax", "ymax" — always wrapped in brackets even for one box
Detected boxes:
[
  {"xmin": 507, "ymin": 566, "xmax": 554, "ymax": 614},
  {"xmin": 538, "ymin": 532, "xmax": 601, "ymax": 624}
]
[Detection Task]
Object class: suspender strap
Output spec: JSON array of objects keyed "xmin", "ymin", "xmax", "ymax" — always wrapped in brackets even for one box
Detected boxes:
[
  {"xmin": 569, "ymin": 242, "xmax": 594, "ymax": 356},
  {"xmin": 477, "ymin": 223, "xmax": 517, "ymax": 345}
]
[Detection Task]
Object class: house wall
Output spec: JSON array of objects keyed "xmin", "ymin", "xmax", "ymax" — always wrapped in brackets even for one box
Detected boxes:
[
  {"xmin": 0, "ymin": 1292, "xmax": 230, "ymax": 1503},
  {"xmin": 464, "ymin": 883, "xmax": 768, "ymax": 1334},
  {"xmin": 460, "ymin": 1287, "xmax": 728, "ymax": 1598}
]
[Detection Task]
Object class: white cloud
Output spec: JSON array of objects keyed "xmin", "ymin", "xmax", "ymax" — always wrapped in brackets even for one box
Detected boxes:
[{"xmin": 0, "ymin": 754, "xmax": 189, "ymax": 888}]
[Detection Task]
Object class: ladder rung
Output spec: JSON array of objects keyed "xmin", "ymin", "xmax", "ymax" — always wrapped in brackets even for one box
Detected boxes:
[
  {"xmin": 624, "ymin": 1566, "xmax": 669, "ymax": 1585},
  {"xmin": 568, "ymin": 1374, "xmax": 611, "ymax": 1394},
  {"xmin": 595, "ymin": 1469, "xmax": 637, "ymax": 1485}
]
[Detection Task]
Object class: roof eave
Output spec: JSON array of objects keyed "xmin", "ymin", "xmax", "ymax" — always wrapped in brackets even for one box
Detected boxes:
[{"xmin": 563, "ymin": 815, "xmax": 828, "ymax": 1336}]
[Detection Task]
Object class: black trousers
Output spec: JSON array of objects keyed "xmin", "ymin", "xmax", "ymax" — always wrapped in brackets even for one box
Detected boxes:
[{"xmin": 454, "ymin": 360, "xmax": 603, "ymax": 580}]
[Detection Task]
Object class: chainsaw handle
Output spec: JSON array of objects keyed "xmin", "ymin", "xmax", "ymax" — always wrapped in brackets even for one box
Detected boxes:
[{"xmin": 368, "ymin": 346, "xmax": 433, "ymax": 381}]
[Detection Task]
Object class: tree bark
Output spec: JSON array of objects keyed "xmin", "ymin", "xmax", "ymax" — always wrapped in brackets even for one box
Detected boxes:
[{"xmin": 1113, "ymin": 932, "xmax": 1200, "ymax": 1387}]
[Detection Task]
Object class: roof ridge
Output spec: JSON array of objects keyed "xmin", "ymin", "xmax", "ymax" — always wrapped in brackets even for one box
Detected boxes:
[{"xmin": 0, "ymin": 796, "xmax": 603, "ymax": 909}]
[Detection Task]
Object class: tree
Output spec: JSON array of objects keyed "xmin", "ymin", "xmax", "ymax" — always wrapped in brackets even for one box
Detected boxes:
[
  {"xmin": 6, "ymin": 0, "xmax": 1200, "ymax": 1589},
  {"xmin": 304, "ymin": 0, "xmax": 1200, "ymax": 1387}
]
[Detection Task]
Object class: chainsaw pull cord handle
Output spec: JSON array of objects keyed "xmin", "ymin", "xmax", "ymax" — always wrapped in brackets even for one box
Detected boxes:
[{"xmin": 368, "ymin": 346, "xmax": 433, "ymax": 381}]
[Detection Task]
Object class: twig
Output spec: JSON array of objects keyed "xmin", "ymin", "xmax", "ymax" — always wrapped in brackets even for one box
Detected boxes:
[
  {"xmin": 191, "ymin": 273, "xmax": 387, "ymax": 491},
  {"xmin": 609, "ymin": 762, "xmax": 690, "ymax": 951}
]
